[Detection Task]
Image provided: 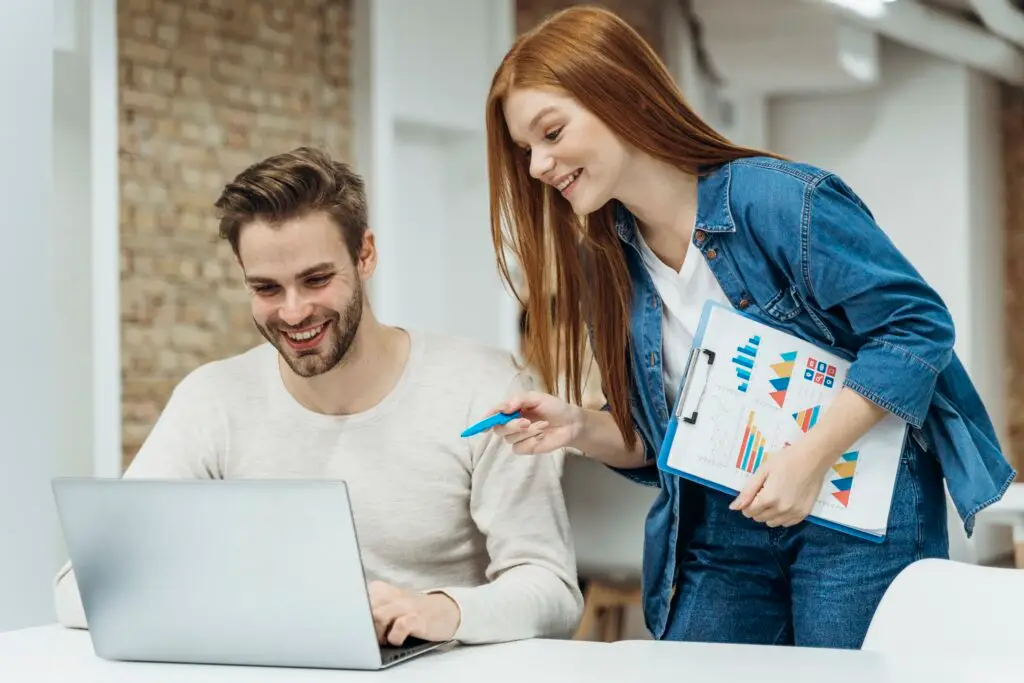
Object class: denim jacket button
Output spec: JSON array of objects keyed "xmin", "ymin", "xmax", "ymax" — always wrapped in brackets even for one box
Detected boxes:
[
  {"xmin": 694, "ymin": 230, "xmax": 706, "ymax": 244},
  {"xmin": 706, "ymin": 248, "xmax": 718, "ymax": 260},
  {"xmin": 738, "ymin": 297, "xmax": 750, "ymax": 309}
]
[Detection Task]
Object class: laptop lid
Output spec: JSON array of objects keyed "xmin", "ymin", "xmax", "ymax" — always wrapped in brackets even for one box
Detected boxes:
[{"xmin": 52, "ymin": 477, "xmax": 424, "ymax": 670}]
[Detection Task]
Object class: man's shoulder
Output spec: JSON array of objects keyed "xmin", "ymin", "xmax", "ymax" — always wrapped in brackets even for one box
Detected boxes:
[
  {"xmin": 414, "ymin": 330, "xmax": 528, "ymax": 392},
  {"xmin": 172, "ymin": 343, "xmax": 276, "ymax": 400}
]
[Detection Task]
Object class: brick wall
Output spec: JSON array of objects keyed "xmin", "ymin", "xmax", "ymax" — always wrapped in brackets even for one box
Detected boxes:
[
  {"xmin": 119, "ymin": 0, "xmax": 351, "ymax": 466},
  {"xmin": 1004, "ymin": 84, "xmax": 1024, "ymax": 473},
  {"xmin": 516, "ymin": 0, "xmax": 665, "ymax": 54}
]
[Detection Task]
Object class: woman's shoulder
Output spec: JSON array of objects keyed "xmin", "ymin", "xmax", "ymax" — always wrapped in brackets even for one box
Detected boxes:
[
  {"xmin": 713, "ymin": 156, "xmax": 862, "ymax": 218},
  {"xmin": 726, "ymin": 155, "xmax": 833, "ymax": 186}
]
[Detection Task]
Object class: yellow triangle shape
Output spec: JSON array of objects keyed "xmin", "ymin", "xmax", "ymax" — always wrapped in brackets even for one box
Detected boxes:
[
  {"xmin": 771, "ymin": 361, "xmax": 795, "ymax": 377},
  {"xmin": 832, "ymin": 461, "xmax": 857, "ymax": 478}
]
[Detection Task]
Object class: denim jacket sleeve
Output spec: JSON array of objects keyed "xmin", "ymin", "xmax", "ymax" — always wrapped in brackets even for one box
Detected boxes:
[{"xmin": 802, "ymin": 174, "xmax": 955, "ymax": 428}]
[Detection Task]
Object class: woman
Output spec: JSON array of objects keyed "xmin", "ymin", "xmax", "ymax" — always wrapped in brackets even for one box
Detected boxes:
[{"xmin": 481, "ymin": 6, "xmax": 1014, "ymax": 649}]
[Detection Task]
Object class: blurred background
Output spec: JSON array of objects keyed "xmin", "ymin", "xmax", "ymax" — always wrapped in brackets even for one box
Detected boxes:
[{"xmin": 2, "ymin": 0, "xmax": 1023, "ymax": 638}]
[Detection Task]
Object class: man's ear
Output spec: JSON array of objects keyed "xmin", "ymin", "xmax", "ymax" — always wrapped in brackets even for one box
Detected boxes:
[{"xmin": 357, "ymin": 230, "xmax": 378, "ymax": 281}]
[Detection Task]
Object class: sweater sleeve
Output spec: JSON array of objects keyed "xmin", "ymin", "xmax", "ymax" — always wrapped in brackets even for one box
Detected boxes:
[
  {"xmin": 431, "ymin": 371, "xmax": 584, "ymax": 644},
  {"xmin": 53, "ymin": 368, "xmax": 224, "ymax": 628}
]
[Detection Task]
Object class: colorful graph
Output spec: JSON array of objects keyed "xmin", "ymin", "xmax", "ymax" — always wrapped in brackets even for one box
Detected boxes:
[
  {"xmin": 792, "ymin": 405, "xmax": 822, "ymax": 433},
  {"xmin": 830, "ymin": 451, "xmax": 859, "ymax": 507},
  {"xmin": 735, "ymin": 410, "xmax": 770, "ymax": 474},
  {"xmin": 731, "ymin": 336, "xmax": 760, "ymax": 393},
  {"xmin": 768, "ymin": 351, "xmax": 798, "ymax": 407},
  {"xmin": 803, "ymin": 357, "xmax": 837, "ymax": 388}
]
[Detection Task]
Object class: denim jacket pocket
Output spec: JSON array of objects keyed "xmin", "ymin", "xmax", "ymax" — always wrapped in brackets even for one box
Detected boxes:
[{"xmin": 760, "ymin": 285, "xmax": 838, "ymax": 348}]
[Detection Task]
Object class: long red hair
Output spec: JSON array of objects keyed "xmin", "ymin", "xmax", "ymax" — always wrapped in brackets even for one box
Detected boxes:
[{"xmin": 486, "ymin": 6, "xmax": 775, "ymax": 448}]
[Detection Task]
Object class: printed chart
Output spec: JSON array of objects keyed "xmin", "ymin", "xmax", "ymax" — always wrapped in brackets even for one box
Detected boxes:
[{"xmin": 661, "ymin": 303, "xmax": 907, "ymax": 539}]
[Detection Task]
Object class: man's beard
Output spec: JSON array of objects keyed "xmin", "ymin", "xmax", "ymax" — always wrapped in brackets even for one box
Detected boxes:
[{"xmin": 256, "ymin": 282, "xmax": 363, "ymax": 378}]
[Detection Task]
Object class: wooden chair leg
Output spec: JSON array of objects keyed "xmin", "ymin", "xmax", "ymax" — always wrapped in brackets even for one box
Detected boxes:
[
  {"xmin": 572, "ymin": 582, "xmax": 600, "ymax": 640},
  {"xmin": 573, "ymin": 578, "xmax": 642, "ymax": 641}
]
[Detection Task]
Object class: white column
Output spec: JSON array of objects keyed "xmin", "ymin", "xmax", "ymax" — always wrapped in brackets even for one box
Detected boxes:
[{"xmin": 0, "ymin": 0, "xmax": 59, "ymax": 631}]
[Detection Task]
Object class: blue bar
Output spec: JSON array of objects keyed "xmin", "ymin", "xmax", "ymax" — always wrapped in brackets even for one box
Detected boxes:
[
  {"xmin": 737, "ymin": 369, "xmax": 751, "ymax": 381},
  {"xmin": 738, "ymin": 346, "xmax": 758, "ymax": 357},
  {"xmin": 733, "ymin": 355, "xmax": 755, "ymax": 370},
  {"xmin": 753, "ymin": 445, "xmax": 764, "ymax": 471},
  {"xmin": 741, "ymin": 434, "xmax": 754, "ymax": 471}
]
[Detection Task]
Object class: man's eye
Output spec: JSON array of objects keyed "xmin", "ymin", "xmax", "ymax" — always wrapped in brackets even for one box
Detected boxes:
[
  {"xmin": 252, "ymin": 285, "xmax": 279, "ymax": 296},
  {"xmin": 306, "ymin": 275, "xmax": 331, "ymax": 287}
]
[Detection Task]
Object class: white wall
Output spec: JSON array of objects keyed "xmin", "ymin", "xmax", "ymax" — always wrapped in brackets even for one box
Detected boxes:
[
  {"xmin": 769, "ymin": 42, "xmax": 1011, "ymax": 563},
  {"xmin": 0, "ymin": 0, "xmax": 59, "ymax": 632},
  {"xmin": 0, "ymin": 0, "xmax": 119, "ymax": 632},
  {"xmin": 352, "ymin": 0, "xmax": 519, "ymax": 354}
]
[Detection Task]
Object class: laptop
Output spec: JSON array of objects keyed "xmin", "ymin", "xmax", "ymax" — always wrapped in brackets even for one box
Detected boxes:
[{"xmin": 51, "ymin": 477, "xmax": 450, "ymax": 669}]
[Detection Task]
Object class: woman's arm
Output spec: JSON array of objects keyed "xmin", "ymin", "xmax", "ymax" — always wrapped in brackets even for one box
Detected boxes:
[{"xmin": 570, "ymin": 407, "xmax": 647, "ymax": 469}]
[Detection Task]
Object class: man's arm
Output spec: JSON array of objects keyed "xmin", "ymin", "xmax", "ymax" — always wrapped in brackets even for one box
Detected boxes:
[
  {"xmin": 54, "ymin": 368, "xmax": 224, "ymax": 628},
  {"xmin": 432, "ymin": 371, "xmax": 585, "ymax": 644}
]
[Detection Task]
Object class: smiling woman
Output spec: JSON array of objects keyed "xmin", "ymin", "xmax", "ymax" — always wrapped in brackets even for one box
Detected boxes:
[{"xmin": 481, "ymin": 4, "xmax": 1012, "ymax": 651}]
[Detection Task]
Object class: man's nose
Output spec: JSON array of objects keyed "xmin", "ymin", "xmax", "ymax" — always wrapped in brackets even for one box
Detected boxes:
[{"xmin": 278, "ymin": 291, "xmax": 313, "ymax": 327}]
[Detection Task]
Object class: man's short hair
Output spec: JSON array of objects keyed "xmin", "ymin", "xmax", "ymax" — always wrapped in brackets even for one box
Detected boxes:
[{"xmin": 214, "ymin": 146, "xmax": 367, "ymax": 262}]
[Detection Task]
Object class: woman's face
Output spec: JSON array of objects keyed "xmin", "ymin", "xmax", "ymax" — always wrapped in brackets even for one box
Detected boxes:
[{"xmin": 503, "ymin": 87, "xmax": 630, "ymax": 216}]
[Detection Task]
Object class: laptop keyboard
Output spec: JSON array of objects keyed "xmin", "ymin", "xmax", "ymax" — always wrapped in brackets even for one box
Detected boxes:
[{"xmin": 380, "ymin": 636, "xmax": 437, "ymax": 664}]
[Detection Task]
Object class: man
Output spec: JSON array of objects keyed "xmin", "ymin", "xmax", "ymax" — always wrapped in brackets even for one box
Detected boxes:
[{"xmin": 53, "ymin": 147, "xmax": 583, "ymax": 645}]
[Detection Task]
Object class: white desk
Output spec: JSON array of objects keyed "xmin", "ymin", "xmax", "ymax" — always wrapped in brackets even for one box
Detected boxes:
[{"xmin": 2, "ymin": 625, "xmax": 1020, "ymax": 682}]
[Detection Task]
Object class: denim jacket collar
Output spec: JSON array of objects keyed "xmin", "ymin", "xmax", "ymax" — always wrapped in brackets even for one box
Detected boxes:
[{"xmin": 612, "ymin": 163, "xmax": 737, "ymax": 246}]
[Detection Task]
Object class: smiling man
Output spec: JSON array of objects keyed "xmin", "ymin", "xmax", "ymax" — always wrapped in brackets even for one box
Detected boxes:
[{"xmin": 53, "ymin": 147, "xmax": 583, "ymax": 646}]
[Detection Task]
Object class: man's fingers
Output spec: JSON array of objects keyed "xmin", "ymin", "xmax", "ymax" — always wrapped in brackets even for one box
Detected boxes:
[
  {"xmin": 386, "ymin": 615, "xmax": 419, "ymax": 646},
  {"xmin": 371, "ymin": 602, "xmax": 406, "ymax": 644}
]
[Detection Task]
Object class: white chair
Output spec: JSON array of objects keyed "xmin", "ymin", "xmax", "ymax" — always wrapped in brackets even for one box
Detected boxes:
[{"xmin": 862, "ymin": 558, "xmax": 1024, "ymax": 654}]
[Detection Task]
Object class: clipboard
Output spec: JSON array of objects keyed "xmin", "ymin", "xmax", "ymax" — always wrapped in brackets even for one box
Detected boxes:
[{"xmin": 656, "ymin": 300, "xmax": 907, "ymax": 542}]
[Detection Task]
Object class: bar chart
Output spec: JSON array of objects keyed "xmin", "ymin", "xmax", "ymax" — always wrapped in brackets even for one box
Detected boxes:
[{"xmin": 731, "ymin": 335, "xmax": 760, "ymax": 393}]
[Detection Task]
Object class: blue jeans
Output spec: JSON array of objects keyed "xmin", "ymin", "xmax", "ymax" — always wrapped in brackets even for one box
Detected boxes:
[{"xmin": 663, "ymin": 438, "xmax": 949, "ymax": 648}]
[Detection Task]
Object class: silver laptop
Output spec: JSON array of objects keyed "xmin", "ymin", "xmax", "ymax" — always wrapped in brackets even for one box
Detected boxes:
[{"xmin": 51, "ymin": 478, "xmax": 450, "ymax": 669}]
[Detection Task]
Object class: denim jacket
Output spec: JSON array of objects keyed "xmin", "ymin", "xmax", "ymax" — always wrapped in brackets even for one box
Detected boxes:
[{"xmin": 606, "ymin": 157, "xmax": 1016, "ymax": 639}]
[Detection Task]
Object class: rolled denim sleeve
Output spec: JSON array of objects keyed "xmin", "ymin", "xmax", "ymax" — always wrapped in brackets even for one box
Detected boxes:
[{"xmin": 804, "ymin": 174, "xmax": 955, "ymax": 428}]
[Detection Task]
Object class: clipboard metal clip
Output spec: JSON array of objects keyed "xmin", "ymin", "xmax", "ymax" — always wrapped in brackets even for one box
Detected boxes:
[{"xmin": 675, "ymin": 348, "xmax": 715, "ymax": 424}]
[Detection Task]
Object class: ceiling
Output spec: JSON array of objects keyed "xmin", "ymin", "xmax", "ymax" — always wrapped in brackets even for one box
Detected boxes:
[{"xmin": 691, "ymin": 0, "xmax": 1024, "ymax": 94}]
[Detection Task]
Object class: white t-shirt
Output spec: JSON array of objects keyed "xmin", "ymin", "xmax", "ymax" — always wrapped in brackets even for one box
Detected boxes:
[
  {"xmin": 635, "ymin": 231, "xmax": 733, "ymax": 403},
  {"xmin": 53, "ymin": 330, "xmax": 582, "ymax": 645}
]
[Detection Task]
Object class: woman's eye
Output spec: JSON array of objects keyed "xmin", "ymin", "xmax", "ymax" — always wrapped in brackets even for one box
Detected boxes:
[{"xmin": 544, "ymin": 127, "xmax": 563, "ymax": 142}]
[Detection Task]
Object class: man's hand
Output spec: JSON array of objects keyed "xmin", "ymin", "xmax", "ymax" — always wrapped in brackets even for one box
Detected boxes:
[{"xmin": 367, "ymin": 581, "xmax": 461, "ymax": 646}]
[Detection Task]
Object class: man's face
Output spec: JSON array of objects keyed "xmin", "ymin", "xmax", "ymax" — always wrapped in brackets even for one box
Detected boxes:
[{"xmin": 238, "ymin": 211, "xmax": 372, "ymax": 378}]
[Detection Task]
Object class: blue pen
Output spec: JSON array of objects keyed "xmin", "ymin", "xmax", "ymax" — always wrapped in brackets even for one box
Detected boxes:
[{"xmin": 460, "ymin": 410, "xmax": 522, "ymax": 438}]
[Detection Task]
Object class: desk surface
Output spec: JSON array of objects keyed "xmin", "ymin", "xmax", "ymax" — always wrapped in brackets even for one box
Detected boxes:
[{"xmin": 2, "ymin": 625, "xmax": 1020, "ymax": 682}]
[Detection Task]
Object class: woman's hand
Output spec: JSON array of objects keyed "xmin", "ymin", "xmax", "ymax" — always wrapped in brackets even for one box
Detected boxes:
[
  {"xmin": 730, "ymin": 387, "xmax": 888, "ymax": 527},
  {"xmin": 490, "ymin": 391, "xmax": 584, "ymax": 454},
  {"xmin": 729, "ymin": 442, "xmax": 831, "ymax": 527}
]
